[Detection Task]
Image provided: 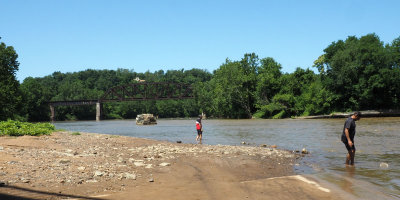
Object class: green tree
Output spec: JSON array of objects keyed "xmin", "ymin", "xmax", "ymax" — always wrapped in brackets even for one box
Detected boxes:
[
  {"xmin": 20, "ymin": 77, "xmax": 53, "ymax": 121},
  {"xmin": 0, "ymin": 41, "xmax": 21, "ymax": 120},
  {"xmin": 211, "ymin": 56, "xmax": 255, "ymax": 118},
  {"xmin": 256, "ymin": 57, "xmax": 282, "ymax": 105},
  {"xmin": 315, "ymin": 33, "xmax": 399, "ymax": 111}
]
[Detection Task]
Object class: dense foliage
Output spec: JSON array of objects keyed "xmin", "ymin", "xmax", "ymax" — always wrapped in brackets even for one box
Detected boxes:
[
  {"xmin": 0, "ymin": 41, "xmax": 22, "ymax": 121},
  {"xmin": 0, "ymin": 120, "xmax": 55, "ymax": 136},
  {"xmin": 314, "ymin": 33, "xmax": 400, "ymax": 111},
  {"xmin": 21, "ymin": 68, "xmax": 212, "ymax": 121},
  {"xmin": 1, "ymin": 33, "xmax": 399, "ymax": 121}
]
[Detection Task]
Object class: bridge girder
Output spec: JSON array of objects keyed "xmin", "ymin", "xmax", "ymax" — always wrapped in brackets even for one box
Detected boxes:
[
  {"xmin": 99, "ymin": 82, "xmax": 194, "ymax": 102},
  {"xmin": 48, "ymin": 82, "xmax": 195, "ymax": 121}
]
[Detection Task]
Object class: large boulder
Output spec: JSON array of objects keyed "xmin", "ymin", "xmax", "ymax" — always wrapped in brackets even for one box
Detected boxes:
[{"xmin": 136, "ymin": 114, "xmax": 157, "ymax": 125}]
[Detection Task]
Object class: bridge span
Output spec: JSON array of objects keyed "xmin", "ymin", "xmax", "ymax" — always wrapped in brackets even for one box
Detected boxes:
[{"xmin": 49, "ymin": 82, "xmax": 194, "ymax": 121}]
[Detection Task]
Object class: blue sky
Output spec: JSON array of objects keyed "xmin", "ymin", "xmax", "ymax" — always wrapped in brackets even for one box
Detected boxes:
[{"xmin": 1, "ymin": 0, "xmax": 399, "ymax": 82}]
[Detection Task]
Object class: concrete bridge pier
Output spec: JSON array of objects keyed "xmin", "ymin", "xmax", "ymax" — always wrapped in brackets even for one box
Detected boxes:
[
  {"xmin": 50, "ymin": 105, "xmax": 55, "ymax": 122},
  {"xmin": 96, "ymin": 102, "xmax": 102, "ymax": 121}
]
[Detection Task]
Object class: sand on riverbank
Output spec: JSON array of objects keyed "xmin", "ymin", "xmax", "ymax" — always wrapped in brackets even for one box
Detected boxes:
[{"xmin": 0, "ymin": 131, "xmax": 344, "ymax": 200}]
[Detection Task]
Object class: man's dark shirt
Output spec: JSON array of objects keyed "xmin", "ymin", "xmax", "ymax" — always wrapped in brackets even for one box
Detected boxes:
[{"xmin": 341, "ymin": 117, "xmax": 356, "ymax": 143}]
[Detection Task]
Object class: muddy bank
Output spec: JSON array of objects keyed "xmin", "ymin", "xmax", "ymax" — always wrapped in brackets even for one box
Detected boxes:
[{"xmin": 0, "ymin": 131, "xmax": 305, "ymax": 199}]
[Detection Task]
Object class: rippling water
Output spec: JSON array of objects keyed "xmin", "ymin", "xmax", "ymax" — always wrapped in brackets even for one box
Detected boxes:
[{"xmin": 54, "ymin": 117, "xmax": 400, "ymax": 198}]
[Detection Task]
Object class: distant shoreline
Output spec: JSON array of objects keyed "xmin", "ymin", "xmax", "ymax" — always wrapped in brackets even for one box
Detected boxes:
[{"xmin": 297, "ymin": 110, "xmax": 400, "ymax": 119}]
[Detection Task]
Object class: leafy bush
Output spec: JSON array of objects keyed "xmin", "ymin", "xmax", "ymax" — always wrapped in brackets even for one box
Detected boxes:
[
  {"xmin": 0, "ymin": 120, "xmax": 55, "ymax": 136},
  {"xmin": 71, "ymin": 132, "xmax": 81, "ymax": 135}
]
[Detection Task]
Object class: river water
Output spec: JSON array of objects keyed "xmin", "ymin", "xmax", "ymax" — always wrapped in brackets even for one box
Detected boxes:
[{"xmin": 54, "ymin": 117, "xmax": 400, "ymax": 199}]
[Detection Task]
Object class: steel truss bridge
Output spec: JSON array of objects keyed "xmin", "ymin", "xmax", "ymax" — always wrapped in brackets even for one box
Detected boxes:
[{"xmin": 49, "ymin": 82, "xmax": 194, "ymax": 121}]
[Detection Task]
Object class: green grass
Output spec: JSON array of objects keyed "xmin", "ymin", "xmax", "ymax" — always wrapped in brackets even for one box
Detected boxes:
[
  {"xmin": 0, "ymin": 120, "xmax": 55, "ymax": 136},
  {"xmin": 71, "ymin": 132, "xmax": 81, "ymax": 135}
]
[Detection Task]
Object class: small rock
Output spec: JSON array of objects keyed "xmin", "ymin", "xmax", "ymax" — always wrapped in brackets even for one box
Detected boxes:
[
  {"xmin": 271, "ymin": 145, "xmax": 277, "ymax": 148},
  {"xmin": 21, "ymin": 179, "xmax": 30, "ymax": 183},
  {"xmin": 59, "ymin": 159, "xmax": 71, "ymax": 164},
  {"xmin": 86, "ymin": 179, "xmax": 98, "ymax": 183},
  {"xmin": 0, "ymin": 146, "xmax": 3, "ymax": 151},
  {"xmin": 77, "ymin": 166, "xmax": 86, "ymax": 171},
  {"xmin": 145, "ymin": 164, "xmax": 153, "ymax": 169},
  {"xmin": 260, "ymin": 144, "xmax": 267, "ymax": 147},
  {"xmin": 0, "ymin": 181, "xmax": 6, "ymax": 187},
  {"xmin": 94, "ymin": 171, "xmax": 104, "ymax": 177},
  {"xmin": 176, "ymin": 141, "xmax": 182, "ymax": 143},
  {"xmin": 148, "ymin": 177, "xmax": 154, "ymax": 182},
  {"xmin": 134, "ymin": 162, "xmax": 146, "ymax": 167},
  {"xmin": 159, "ymin": 162, "xmax": 171, "ymax": 167},
  {"xmin": 66, "ymin": 149, "xmax": 73, "ymax": 153},
  {"xmin": 241, "ymin": 142, "xmax": 246, "ymax": 145},
  {"xmin": 379, "ymin": 162, "xmax": 389, "ymax": 169},
  {"xmin": 124, "ymin": 173, "xmax": 136, "ymax": 180},
  {"xmin": 301, "ymin": 148, "xmax": 309, "ymax": 154}
]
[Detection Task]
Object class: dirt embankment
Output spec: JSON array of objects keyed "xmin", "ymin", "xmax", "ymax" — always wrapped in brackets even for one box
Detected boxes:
[{"xmin": 0, "ymin": 132, "xmax": 339, "ymax": 200}]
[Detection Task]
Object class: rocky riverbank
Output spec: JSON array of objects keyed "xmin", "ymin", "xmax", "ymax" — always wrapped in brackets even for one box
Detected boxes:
[{"xmin": 0, "ymin": 131, "xmax": 343, "ymax": 200}]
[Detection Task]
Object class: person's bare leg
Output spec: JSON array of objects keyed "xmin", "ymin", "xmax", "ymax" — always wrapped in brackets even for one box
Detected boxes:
[
  {"xmin": 350, "ymin": 150, "xmax": 355, "ymax": 165},
  {"xmin": 346, "ymin": 152, "xmax": 351, "ymax": 165}
]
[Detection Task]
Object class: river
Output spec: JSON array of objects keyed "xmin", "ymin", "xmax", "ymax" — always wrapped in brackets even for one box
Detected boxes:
[{"xmin": 54, "ymin": 117, "xmax": 400, "ymax": 199}]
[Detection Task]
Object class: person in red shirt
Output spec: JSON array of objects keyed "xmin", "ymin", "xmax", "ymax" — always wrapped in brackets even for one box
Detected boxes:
[{"xmin": 195, "ymin": 115, "xmax": 203, "ymax": 143}]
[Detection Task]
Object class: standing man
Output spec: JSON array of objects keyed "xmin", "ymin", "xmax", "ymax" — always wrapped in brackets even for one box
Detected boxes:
[
  {"xmin": 196, "ymin": 115, "xmax": 203, "ymax": 143},
  {"xmin": 341, "ymin": 111, "xmax": 361, "ymax": 165}
]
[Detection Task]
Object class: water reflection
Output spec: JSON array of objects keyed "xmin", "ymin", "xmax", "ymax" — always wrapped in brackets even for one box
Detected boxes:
[{"xmin": 343, "ymin": 165, "xmax": 356, "ymax": 194}]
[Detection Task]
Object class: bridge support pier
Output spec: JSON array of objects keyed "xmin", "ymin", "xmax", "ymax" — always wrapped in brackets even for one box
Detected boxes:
[
  {"xmin": 50, "ymin": 105, "xmax": 55, "ymax": 122},
  {"xmin": 96, "ymin": 102, "xmax": 102, "ymax": 121}
]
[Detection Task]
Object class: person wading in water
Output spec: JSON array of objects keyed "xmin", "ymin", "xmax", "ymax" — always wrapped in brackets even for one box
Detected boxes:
[
  {"xmin": 196, "ymin": 115, "xmax": 203, "ymax": 143},
  {"xmin": 341, "ymin": 111, "xmax": 361, "ymax": 165}
]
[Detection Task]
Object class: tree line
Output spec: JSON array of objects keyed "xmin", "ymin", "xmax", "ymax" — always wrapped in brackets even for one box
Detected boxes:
[{"xmin": 1, "ymin": 33, "xmax": 399, "ymax": 121}]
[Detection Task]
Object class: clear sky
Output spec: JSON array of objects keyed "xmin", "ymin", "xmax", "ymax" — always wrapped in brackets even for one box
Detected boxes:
[{"xmin": 1, "ymin": 0, "xmax": 399, "ymax": 82}]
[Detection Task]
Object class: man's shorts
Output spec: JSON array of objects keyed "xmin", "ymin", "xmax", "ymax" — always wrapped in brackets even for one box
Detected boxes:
[
  {"xmin": 197, "ymin": 129, "xmax": 202, "ymax": 136},
  {"xmin": 343, "ymin": 141, "xmax": 356, "ymax": 152}
]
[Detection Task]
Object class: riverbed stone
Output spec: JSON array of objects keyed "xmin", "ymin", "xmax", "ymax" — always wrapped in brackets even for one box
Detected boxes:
[
  {"xmin": 301, "ymin": 148, "xmax": 309, "ymax": 154},
  {"xmin": 159, "ymin": 162, "xmax": 170, "ymax": 167},
  {"xmin": 134, "ymin": 161, "xmax": 146, "ymax": 167},
  {"xmin": 124, "ymin": 173, "xmax": 136, "ymax": 180},
  {"xmin": 117, "ymin": 157, "xmax": 125, "ymax": 163},
  {"xmin": 379, "ymin": 162, "xmax": 389, "ymax": 169},
  {"xmin": 94, "ymin": 171, "xmax": 104, "ymax": 177},
  {"xmin": 78, "ymin": 166, "xmax": 86, "ymax": 171},
  {"xmin": 59, "ymin": 159, "xmax": 71, "ymax": 164}
]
